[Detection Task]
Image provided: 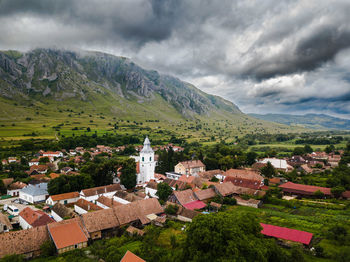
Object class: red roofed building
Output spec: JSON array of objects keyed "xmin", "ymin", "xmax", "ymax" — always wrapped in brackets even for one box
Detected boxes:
[
  {"xmin": 279, "ymin": 182, "xmax": 331, "ymax": 196},
  {"xmin": 19, "ymin": 207, "xmax": 54, "ymax": 230},
  {"xmin": 48, "ymin": 220, "xmax": 88, "ymax": 254},
  {"xmin": 121, "ymin": 250, "xmax": 145, "ymax": 262},
  {"xmin": 260, "ymin": 223, "xmax": 313, "ymax": 245},
  {"xmin": 223, "ymin": 169, "xmax": 264, "ymax": 190},
  {"xmin": 183, "ymin": 200, "xmax": 207, "ymax": 210}
]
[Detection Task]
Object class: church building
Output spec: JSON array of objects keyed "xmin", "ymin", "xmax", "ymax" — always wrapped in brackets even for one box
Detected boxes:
[{"xmin": 136, "ymin": 137, "xmax": 156, "ymax": 185}]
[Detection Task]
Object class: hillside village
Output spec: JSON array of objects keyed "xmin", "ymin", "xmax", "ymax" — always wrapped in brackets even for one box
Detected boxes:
[{"xmin": 0, "ymin": 136, "xmax": 349, "ymax": 261}]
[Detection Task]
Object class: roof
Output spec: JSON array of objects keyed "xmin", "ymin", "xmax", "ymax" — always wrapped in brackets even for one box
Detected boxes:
[
  {"xmin": 173, "ymin": 189, "xmax": 198, "ymax": 205},
  {"xmin": 2, "ymin": 178, "xmax": 14, "ymax": 187},
  {"xmin": 260, "ymin": 223, "xmax": 313, "ymax": 245},
  {"xmin": 81, "ymin": 184, "xmax": 121, "ymax": 197},
  {"xmin": 279, "ymin": 182, "xmax": 331, "ymax": 195},
  {"xmin": 224, "ymin": 169, "xmax": 263, "ymax": 181},
  {"xmin": 0, "ymin": 226, "xmax": 49, "ymax": 258},
  {"xmin": 164, "ymin": 178, "xmax": 187, "ymax": 190},
  {"xmin": 30, "ymin": 164, "xmax": 49, "ymax": 172},
  {"xmin": 145, "ymin": 180, "xmax": 158, "ymax": 190},
  {"xmin": 140, "ymin": 136, "xmax": 154, "ymax": 154},
  {"xmin": 178, "ymin": 175, "xmax": 196, "ymax": 184},
  {"xmin": 259, "ymin": 158, "xmax": 288, "ymax": 169},
  {"xmin": 177, "ymin": 206, "xmax": 200, "ymax": 219},
  {"xmin": 114, "ymin": 190, "xmax": 143, "ymax": 202},
  {"xmin": 183, "ymin": 200, "xmax": 206, "ymax": 210},
  {"xmin": 0, "ymin": 213, "xmax": 12, "ymax": 230},
  {"xmin": 96, "ymin": 195, "xmax": 121, "ymax": 208},
  {"xmin": 196, "ymin": 169, "xmax": 223, "ymax": 180},
  {"xmin": 126, "ymin": 225, "xmax": 145, "ymax": 236},
  {"xmin": 81, "ymin": 208, "xmax": 119, "ymax": 233},
  {"xmin": 21, "ymin": 183, "xmax": 48, "ymax": 196},
  {"xmin": 194, "ymin": 188, "xmax": 217, "ymax": 201},
  {"xmin": 224, "ymin": 176, "xmax": 262, "ymax": 190},
  {"xmin": 75, "ymin": 199, "xmax": 102, "ymax": 211},
  {"xmin": 214, "ymin": 182, "xmax": 237, "ymax": 197},
  {"xmin": 209, "ymin": 202, "xmax": 222, "ymax": 209},
  {"xmin": 8, "ymin": 181, "xmax": 27, "ymax": 190},
  {"xmin": 50, "ymin": 191, "xmax": 80, "ymax": 201},
  {"xmin": 19, "ymin": 207, "xmax": 54, "ymax": 227},
  {"xmin": 121, "ymin": 250, "xmax": 145, "ymax": 262},
  {"xmin": 269, "ymin": 177, "xmax": 281, "ymax": 184},
  {"xmin": 49, "ymin": 173, "xmax": 61, "ymax": 179},
  {"xmin": 48, "ymin": 221, "xmax": 88, "ymax": 249},
  {"xmin": 178, "ymin": 160, "xmax": 205, "ymax": 169},
  {"xmin": 51, "ymin": 203, "xmax": 74, "ymax": 219}
]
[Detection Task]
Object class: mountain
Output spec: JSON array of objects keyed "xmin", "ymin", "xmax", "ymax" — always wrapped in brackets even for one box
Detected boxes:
[
  {"xmin": 0, "ymin": 48, "xmax": 301, "ymax": 139},
  {"xmin": 249, "ymin": 113, "xmax": 350, "ymax": 130}
]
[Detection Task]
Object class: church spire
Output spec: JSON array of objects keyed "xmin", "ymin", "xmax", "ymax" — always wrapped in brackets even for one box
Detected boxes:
[{"xmin": 141, "ymin": 136, "xmax": 153, "ymax": 153}]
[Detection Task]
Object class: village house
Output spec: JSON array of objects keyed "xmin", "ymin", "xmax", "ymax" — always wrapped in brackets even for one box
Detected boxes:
[
  {"xmin": 126, "ymin": 225, "xmax": 145, "ymax": 236},
  {"xmin": 74, "ymin": 199, "xmax": 102, "ymax": 215},
  {"xmin": 42, "ymin": 151, "xmax": 63, "ymax": 158},
  {"xmin": 196, "ymin": 169, "xmax": 225, "ymax": 181},
  {"xmin": 46, "ymin": 191, "xmax": 80, "ymax": 206},
  {"xmin": 163, "ymin": 178, "xmax": 188, "ymax": 190},
  {"xmin": 234, "ymin": 197, "xmax": 262, "ymax": 208},
  {"xmin": 19, "ymin": 183, "xmax": 48, "ymax": 204},
  {"xmin": 19, "ymin": 207, "xmax": 54, "ymax": 229},
  {"xmin": 29, "ymin": 159, "xmax": 40, "ymax": 166},
  {"xmin": 165, "ymin": 171, "xmax": 183, "ymax": 180},
  {"xmin": 174, "ymin": 160, "xmax": 206, "ymax": 175},
  {"xmin": 113, "ymin": 190, "xmax": 143, "ymax": 204},
  {"xmin": 0, "ymin": 225, "xmax": 50, "ymax": 259},
  {"xmin": 28, "ymin": 164, "xmax": 49, "ymax": 175},
  {"xmin": 51, "ymin": 203, "xmax": 75, "ymax": 222},
  {"xmin": 0, "ymin": 213, "xmax": 12, "ymax": 233},
  {"xmin": 194, "ymin": 188, "xmax": 217, "ymax": 203},
  {"xmin": 168, "ymin": 189, "xmax": 206, "ymax": 210},
  {"xmin": 80, "ymin": 184, "xmax": 122, "ymax": 202},
  {"xmin": 145, "ymin": 180, "xmax": 158, "ymax": 198},
  {"xmin": 223, "ymin": 169, "xmax": 264, "ymax": 189},
  {"xmin": 8, "ymin": 157, "xmax": 17, "ymax": 163},
  {"xmin": 260, "ymin": 223, "xmax": 313, "ymax": 246},
  {"xmin": 257, "ymin": 158, "xmax": 292, "ymax": 172},
  {"xmin": 48, "ymin": 220, "xmax": 88, "ymax": 254},
  {"xmin": 121, "ymin": 250, "xmax": 145, "ymax": 262},
  {"xmin": 7, "ymin": 181, "xmax": 27, "ymax": 197},
  {"xmin": 96, "ymin": 195, "xmax": 121, "ymax": 209}
]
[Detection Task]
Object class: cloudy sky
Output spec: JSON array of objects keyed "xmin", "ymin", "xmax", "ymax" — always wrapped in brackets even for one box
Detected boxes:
[{"xmin": 1, "ymin": 0, "xmax": 350, "ymax": 118}]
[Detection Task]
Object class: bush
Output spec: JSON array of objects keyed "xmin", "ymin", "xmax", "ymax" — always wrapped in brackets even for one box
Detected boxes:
[
  {"xmin": 223, "ymin": 197, "xmax": 237, "ymax": 205},
  {"xmin": 165, "ymin": 204, "xmax": 179, "ymax": 215},
  {"xmin": 40, "ymin": 240, "xmax": 56, "ymax": 257}
]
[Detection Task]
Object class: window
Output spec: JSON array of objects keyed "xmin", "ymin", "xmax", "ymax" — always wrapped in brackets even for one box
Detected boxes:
[
  {"xmin": 150, "ymin": 157, "xmax": 152, "ymax": 161},
  {"xmin": 75, "ymin": 244, "xmax": 78, "ymax": 249},
  {"xmin": 64, "ymin": 200, "xmax": 68, "ymax": 204},
  {"xmin": 142, "ymin": 157, "xmax": 144, "ymax": 162}
]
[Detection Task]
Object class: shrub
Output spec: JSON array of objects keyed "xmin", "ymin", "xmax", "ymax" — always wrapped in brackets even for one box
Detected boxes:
[{"xmin": 165, "ymin": 204, "xmax": 179, "ymax": 215}]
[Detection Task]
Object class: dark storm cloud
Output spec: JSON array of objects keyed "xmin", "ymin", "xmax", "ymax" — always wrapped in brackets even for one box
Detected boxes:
[{"xmin": 0, "ymin": 0, "xmax": 350, "ymax": 117}]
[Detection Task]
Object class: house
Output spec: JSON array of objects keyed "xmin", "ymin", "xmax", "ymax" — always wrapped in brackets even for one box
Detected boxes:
[
  {"xmin": 0, "ymin": 225, "xmax": 50, "ymax": 259},
  {"xmin": 279, "ymin": 182, "xmax": 350, "ymax": 199},
  {"xmin": 223, "ymin": 169, "xmax": 264, "ymax": 189},
  {"xmin": 163, "ymin": 178, "xmax": 188, "ymax": 190},
  {"xmin": 258, "ymin": 158, "xmax": 292, "ymax": 172},
  {"xmin": 260, "ymin": 223, "xmax": 313, "ymax": 245},
  {"xmin": 8, "ymin": 157, "xmax": 17, "ymax": 163},
  {"xmin": 213, "ymin": 182, "xmax": 237, "ymax": 197},
  {"xmin": 175, "ymin": 205, "xmax": 200, "ymax": 222},
  {"xmin": 96, "ymin": 195, "xmax": 121, "ymax": 209},
  {"xmin": 0, "ymin": 213, "xmax": 12, "ymax": 233},
  {"xmin": 60, "ymin": 166, "xmax": 73, "ymax": 174},
  {"xmin": 169, "ymin": 189, "xmax": 206, "ymax": 210},
  {"xmin": 194, "ymin": 188, "xmax": 217, "ymax": 202},
  {"xmin": 121, "ymin": 250, "xmax": 145, "ymax": 262},
  {"xmin": 126, "ymin": 225, "xmax": 145, "ymax": 236},
  {"xmin": 145, "ymin": 180, "xmax": 158, "ymax": 198},
  {"xmin": 51, "ymin": 203, "xmax": 75, "ymax": 222},
  {"xmin": 74, "ymin": 199, "xmax": 102, "ymax": 215},
  {"xmin": 299, "ymin": 164, "xmax": 313, "ymax": 174},
  {"xmin": 48, "ymin": 220, "xmax": 88, "ymax": 254},
  {"xmin": 113, "ymin": 190, "xmax": 143, "ymax": 204},
  {"xmin": 19, "ymin": 183, "xmax": 48, "ymax": 204},
  {"xmin": 234, "ymin": 197, "xmax": 262, "ymax": 208},
  {"xmin": 268, "ymin": 177, "xmax": 282, "ymax": 185},
  {"xmin": 29, "ymin": 164, "xmax": 49, "ymax": 174},
  {"xmin": 42, "ymin": 151, "xmax": 63, "ymax": 158},
  {"xmin": 19, "ymin": 207, "xmax": 54, "ymax": 229},
  {"xmin": 29, "ymin": 159, "xmax": 40, "ymax": 166},
  {"xmin": 209, "ymin": 202, "xmax": 222, "ymax": 212},
  {"xmin": 2, "ymin": 178, "xmax": 14, "ymax": 188},
  {"xmin": 46, "ymin": 192, "xmax": 80, "ymax": 206},
  {"xmin": 196, "ymin": 169, "xmax": 225, "ymax": 181},
  {"xmin": 7, "ymin": 181, "xmax": 27, "ymax": 197},
  {"xmin": 80, "ymin": 184, "xmax": 122, "ymax": 202},
  {"xmin": 174, "ymin": 160, "xmax": 206, "ymax": 175},
  {"xmin": 165, "ymin": 171, "xmax": 183, "ymax": 180}
]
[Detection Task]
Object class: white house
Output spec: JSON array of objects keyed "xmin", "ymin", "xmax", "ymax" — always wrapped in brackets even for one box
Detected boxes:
[
  {"xmin": 136, "ymin": 137, "xmax": 156, "ymax": 185},
  {"xmin": 74, "ymin": 199, "xmax": 102, "ymax": 215},
  {"xmin": 79, "ymin": 184, "xmax": 121, "ymax": 202},
  {"xmin": 19, "ymin": 207, "xmax": 53, "ymax": 229},
  {"xmin": 19, "ymin": 183, "xmax": 48, "ymax": 204},
  {"xmin": 7, "ymin": 181, "xmax": 27, "ymax": 197},
  {"xmin": 145, "ymin": 181, "xmax": 158, "ymax": 198},
  {"xmin": 46, "ymin": 192, "xmax": 80, "ymax": 206},
  {"xmin": 95, "ymin": 196, "xmax": 120, "ymax": 209},
  {"xmin": 28, "ymin": 159, "xmax": 39, "ymax": 167},
  {"xmin": 42, "ymin": 151, "xmax": 63, "ymax": 158},
  {"xmin": 259, "ymin": 158, "xmax": 292, "ymax": 172},
  {"xmin": 165, "ymin": 172, "xmax": 182, "ymax": 180}
]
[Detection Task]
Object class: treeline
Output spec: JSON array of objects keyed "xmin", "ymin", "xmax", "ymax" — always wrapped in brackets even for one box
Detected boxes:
[{"xmin": 295, "ymin": 136, "xmax": 343, "ymax": 145}]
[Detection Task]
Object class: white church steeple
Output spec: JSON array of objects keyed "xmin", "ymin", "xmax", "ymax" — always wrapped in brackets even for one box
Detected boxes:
[{"xmin": 137, "ymin": 136, "xmax": 155, "ymax": 184}]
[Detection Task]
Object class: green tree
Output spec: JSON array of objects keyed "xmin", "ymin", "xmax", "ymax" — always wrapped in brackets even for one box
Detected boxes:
[
  {"xmin": 293, "ymin": 147, "xmax": 305, "ymax": 156},
  {"xmin": 40, "ymin": 240, "xmax": 56, "ymax": 257},
  {"xmin": 120, "ymin": 158, "xmax": 136, "ymax": 189},
  {"xmin": 314, "ymin": 190, "xmax": 324, "ymax": 199},
  {"xmin": 156, "ymin": 182, "xmax": 173, "ymax": 201},
  {"xmin": 246, "ymin": 151, "xmax": 258, "ymax": 166},
  {"xmin": 260, "ymin": 161, "xmax": 277, "ymax": 178},
  {"xmin": 331, "ymin": 186, "xmax": 345, "ymax": 198},
  {"xmin": 304, "ymin": 144, "xmax": 313, "ymax": 154},
  {"xmin": 165, "ymin": 204, "xmax": 179, "ymax": 215},
  {"xmin": 325, "ymin": 144, "xmax": 335, "ymax": 154},
  {"xmin": 82, "ymin": 151, "xmax": 91, "ymax": 162},
  {"xmin": 39, "ymin": 157, "xmax": 50, "ymax": 164},
  {"xmin": 0, "ymin": 180, "xmax": 7, "ymax": 195}
]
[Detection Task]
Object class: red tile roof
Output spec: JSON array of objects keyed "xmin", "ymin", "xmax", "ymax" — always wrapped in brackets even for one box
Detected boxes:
[
  {"xmin": 260, "ymin": 223, "xmax": 313, "ymax": 245},
  {"xmin": 179, "ymin": 160, "xmax": 205, "ymax": 169},
  {"xmin": 183, "ymin": 200, "xmax": 206, "ymax": 210},
  {"xmin": 50, "ymin": 192, "xmax": 80, "ymax": 201},
  {"xmin": 48, "ymin": 221, "xmax": 88, "ymax": 249},
  {"xmin": 279, "ymin": 182, "xmax": 331, "ymax": 196},
  {"xmin": 19, "ymin": 207, "xmax": 54, "ymax": 227},
  {"xmin": 224, "ymin": 176, "xmax": 262, "ymax": 190},
  {"xmin": 121, "ymin": 250, "xmax": 145, "ymax": 262}
]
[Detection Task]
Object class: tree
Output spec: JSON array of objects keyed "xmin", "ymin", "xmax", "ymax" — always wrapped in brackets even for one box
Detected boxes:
[
  {"xmin": 183, "ymin": 211, "xmax": 288, "ymax": 262},
  {"xmin": 40, "ymin": 241, "xmax": 56, "ymax": 257},
  {"xmin": 331, "ymin": 186, "xmax": 345, "ymax": 198},
  {"xmin": 304, "ymin": 144, "xmax": 313, "ymax": 154},
  {"xmin": 156, "ymin": 182, "xmax": 173, "ymax": 201},
  {"xmin": 260, "ymin": 161, "xmax": 277, "ymax": 178},
  {"xmin": 325, "ymin": 144, "xmax": 335, "ymax": 154},
  {"xmin": 0, "ymin": 180, "xmax": 7, "ymax": 195},
  {"xmin": 246, "ymin": 151, "xmax": 258, "ymax": 166},
  {"xmin": 293, "ymin": 147, "xmax": 305, "ymax": 156},
  {"xmin": 314, "ymin": 190, "xmax": 324, "ymax": 199},
  {"xmin": 82, "ymin": 151, "xmax": 91, "ymax": 162},
  {"xmin": 120, "ymin": 158, "xmax": 136, "ymax": 189},
  {"xmin": 165, "ymin": 204, "xmax": 179, "ymax": 215},
  {"xmin": 39, "ymin": 157, "xmax": 50, "ymax": 164}
]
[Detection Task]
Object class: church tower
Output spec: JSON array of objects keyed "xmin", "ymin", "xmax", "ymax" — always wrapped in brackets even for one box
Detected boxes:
[{"xmin": 137, "ymin": 136, "xmax": 155, "ymax": 184}]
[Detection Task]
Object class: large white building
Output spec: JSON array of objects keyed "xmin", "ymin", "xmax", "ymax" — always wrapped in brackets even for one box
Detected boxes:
[{"xmin": 137, "ymin": 137, "xmax": 156, "ymax": 185}]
